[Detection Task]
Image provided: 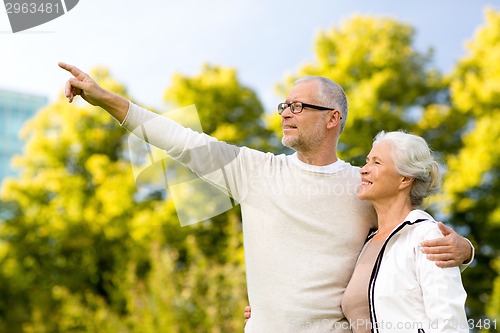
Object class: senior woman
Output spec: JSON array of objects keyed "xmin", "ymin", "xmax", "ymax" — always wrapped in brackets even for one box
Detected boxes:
[{"xmin": 341, "ymin": 130, "xmax": 468, "ymax": 333}]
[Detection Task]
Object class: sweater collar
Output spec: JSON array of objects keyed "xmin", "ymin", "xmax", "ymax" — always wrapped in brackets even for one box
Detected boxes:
[{"xmin": 289, "ymin": 152, "xmax": 349, "ymax": 173}]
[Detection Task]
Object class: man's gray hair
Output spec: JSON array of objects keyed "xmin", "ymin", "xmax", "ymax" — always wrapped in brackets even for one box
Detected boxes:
[{"xmin": 295, "ymin": 76, "xmax": 348, "ymax": 134}]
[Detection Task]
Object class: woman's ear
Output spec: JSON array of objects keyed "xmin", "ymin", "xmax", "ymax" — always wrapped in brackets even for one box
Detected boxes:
[{"xmin": 399, "ymin": 176, "xmax": 414, "ymax": 190}]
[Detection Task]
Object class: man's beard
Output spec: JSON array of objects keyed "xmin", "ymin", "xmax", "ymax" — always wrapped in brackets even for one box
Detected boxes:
[{"xmin": 282, "ymin": 126, "xmax": 326, "ymax": 152}]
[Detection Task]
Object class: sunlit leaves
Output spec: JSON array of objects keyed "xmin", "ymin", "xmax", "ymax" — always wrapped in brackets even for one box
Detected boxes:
[
  {"xmin": 164, "ymin": 64, "xmax": 274, "ymax": 150},
  {"xmin": 444, "ymin": 7, "xmax": 500, "ymax": 321}
]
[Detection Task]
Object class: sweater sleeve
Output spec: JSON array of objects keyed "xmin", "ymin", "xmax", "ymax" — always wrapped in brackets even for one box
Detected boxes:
[
  {"xmin": 120, "ymin": 102, "xmax": 250, "ymax": 203},
  {"xmin": 415, "ymin": 227, "xmax": 469, "ymax": 333},
  {"xmin": 121, "ymin": 102, "xmax": 218, "ymax": 160}
]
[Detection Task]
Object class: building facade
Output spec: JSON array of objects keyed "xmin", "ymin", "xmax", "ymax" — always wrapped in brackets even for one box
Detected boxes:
[{"xmin": 0, "ymin": 89, "xmax": 47, "ymax": 183}]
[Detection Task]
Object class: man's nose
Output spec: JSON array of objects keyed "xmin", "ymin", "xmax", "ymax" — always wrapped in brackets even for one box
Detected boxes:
[{"xmin": 280, "ymin": 106, "xmax": 293, "ymax": 118}]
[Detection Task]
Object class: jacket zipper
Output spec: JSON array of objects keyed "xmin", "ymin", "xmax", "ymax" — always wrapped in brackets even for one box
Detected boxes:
[{"xmin": 367, "ymin": 218, "xmax": 428, "ymax": 332}]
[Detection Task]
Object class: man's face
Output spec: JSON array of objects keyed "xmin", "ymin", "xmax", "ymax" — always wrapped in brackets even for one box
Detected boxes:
[{"xmin": 281, "ymin": 80, "xmax": 329, "ymax": 152}]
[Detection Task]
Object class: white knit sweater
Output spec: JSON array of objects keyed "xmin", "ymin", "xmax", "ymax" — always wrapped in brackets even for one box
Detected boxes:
[{"xmin": 122, "ymin": 102, "xmax": 376, "ymax": 333}]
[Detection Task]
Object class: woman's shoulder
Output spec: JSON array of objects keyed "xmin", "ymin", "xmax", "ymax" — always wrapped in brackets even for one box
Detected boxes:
[{"xmin": 403, "ymin": 210, "xmax": 443, "ymax": 242}]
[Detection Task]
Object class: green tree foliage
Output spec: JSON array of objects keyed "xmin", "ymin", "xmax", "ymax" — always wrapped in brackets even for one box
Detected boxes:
[
  {"xmin": 0, "ymin": 68, "xmax": 144, "ymax": 331},
  {"xmin": 160, "ymin": 64, "xmax": 275, "ymax": 331},
  {"xmin": 444, "ymin": 8, "xmax": 500, "ymax": 324},
  {"xmin": 164, "ymin": 64, "xmax": 276, "ymax": 151},
  {"xmin": 0, "ymin": 64, "xmax": 262, "ymax": 331}
]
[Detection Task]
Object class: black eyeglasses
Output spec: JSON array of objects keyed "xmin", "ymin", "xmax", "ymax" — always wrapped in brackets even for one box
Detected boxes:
[{"xmin": 277, "ymin": 101, "xmax": 339, "ymax": 116}]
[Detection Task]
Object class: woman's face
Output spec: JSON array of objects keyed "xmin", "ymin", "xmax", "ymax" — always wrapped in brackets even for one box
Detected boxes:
[{"xmin": 358, "ymin": 141, "xmax": 404, "ymax": 203}]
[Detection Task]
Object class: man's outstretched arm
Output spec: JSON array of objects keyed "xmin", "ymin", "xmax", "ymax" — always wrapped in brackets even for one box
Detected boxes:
[
  {"xmin": 421, "ymin": 222, "xmax": 474, "ymax": 268},
  {"xmin": 58, "ymin": 62, "xmax": 129, "ymax": 123}
]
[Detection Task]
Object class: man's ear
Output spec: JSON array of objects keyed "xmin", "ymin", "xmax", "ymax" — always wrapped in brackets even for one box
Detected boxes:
[{"xmin": 326, "ymin": 110, "xmax": 342, "ymax": 129}]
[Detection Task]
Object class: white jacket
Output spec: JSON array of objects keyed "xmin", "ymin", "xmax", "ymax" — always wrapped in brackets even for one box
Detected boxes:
[{"xmin": 365, "ymin": 210, "xmax": 469, "ymax": 333}]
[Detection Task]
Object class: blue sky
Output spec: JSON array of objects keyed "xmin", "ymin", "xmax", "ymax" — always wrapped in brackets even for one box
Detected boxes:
[{"xmin": 1, "ymin": 0, "xmax": 498, "ymax": 112}]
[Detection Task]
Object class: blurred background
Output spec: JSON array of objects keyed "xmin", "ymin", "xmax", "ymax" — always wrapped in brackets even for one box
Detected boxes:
[{"xmin": 1, "ymin": 0, "xmax": 499, "ymax": 332}]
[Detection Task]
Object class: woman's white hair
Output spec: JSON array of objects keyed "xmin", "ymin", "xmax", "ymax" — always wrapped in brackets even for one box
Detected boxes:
[{"xmin": 373, "ymin": 130, "xmax": 441, "ymax": 207}]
